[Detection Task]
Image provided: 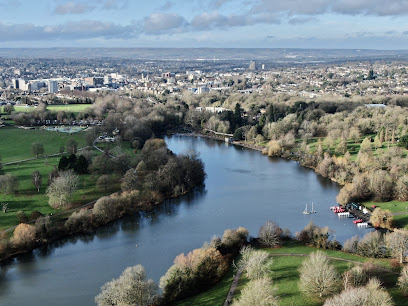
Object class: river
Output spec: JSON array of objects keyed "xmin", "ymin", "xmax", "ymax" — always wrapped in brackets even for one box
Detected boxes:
[{"xmin": 0, "ymin": 135, "xmax": 371, "ymax": 305}]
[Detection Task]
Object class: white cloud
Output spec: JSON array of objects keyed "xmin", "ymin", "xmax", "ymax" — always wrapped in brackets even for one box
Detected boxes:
[
  {"xmin": 142, "ymin": 13, "xmax": 187, "ymax": 34},
  {"xmin": 54, "ymin": 1, "xmax": 91, "ymax": 15}
]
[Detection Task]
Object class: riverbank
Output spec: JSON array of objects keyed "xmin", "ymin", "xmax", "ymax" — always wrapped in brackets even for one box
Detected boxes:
[
  {"xmin": 186, "ymin": 130, "xmax": 408, "ymax": 230},
  {"xmin": 177, "ymin": 240, "xmax": 403, "ymax": 306},
  {"xmin": 0, "ymin": 139, "xmax": 206, "ymax": 263}
]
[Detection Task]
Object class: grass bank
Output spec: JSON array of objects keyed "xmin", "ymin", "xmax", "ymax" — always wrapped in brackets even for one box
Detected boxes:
[
  {"xmin": 177, "ymin": 240, "xmax": 404, "ymax": 306},
  {"xmin": 0, "ymin": 126, "xmax": 87, "ymax": 163}
]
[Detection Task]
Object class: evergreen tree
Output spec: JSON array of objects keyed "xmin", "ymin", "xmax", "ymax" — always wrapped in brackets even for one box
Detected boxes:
[
  {"xmin": 234, "ymin": 103, "xmax": 242, "ymax": 129},
  {"xmin": 74, "ymin": 155, "xmax": 88, "ymax": 174},
  {"xmin": 58, "ymin": 156, "xmax": 69, "ymax": 171}
]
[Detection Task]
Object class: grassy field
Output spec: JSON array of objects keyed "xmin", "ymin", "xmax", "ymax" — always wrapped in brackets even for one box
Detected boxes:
[
  {"xmin": 1, "ymin": 104, "xmax": 92, "ymax": 114},
  {"xmin": 0, "ymin": 126, "xmax": 87, "ymax": 163},
  {"xmin": 178, "ymin": 241, "xmax": 404, "ymax": 306},
  {"xmin": 0, "ymin": 155, "xmax": 120, "ymax": 231},
  {"xmin": 46, "ymin": 104, "xmax": 92, "ymax": 113}
]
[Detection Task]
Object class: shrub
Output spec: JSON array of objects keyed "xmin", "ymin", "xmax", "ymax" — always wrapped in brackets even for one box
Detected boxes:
[
  {"xmin": 267, "ymin": 140, "xmax": 281, "ymax": 156},
  {"xmin": 324, "ymin": 278, "xmax": 392, "ymax": 306},
  {"xmin": 160, "ymin": 247, "xmax": 228, "ymax": 302},
  {"xmin": 16, "ymin": 210, "xmax": 29, "ymax": 223},
  {"xmin": 65, "ymin": 209, "xmax": 93, "ymax": 233},
  {"xmin": 296, "ymin": 221, "xmax": 340, "ymax": 250},
  {"xmin": 11, "ymin": 223, "xmax": 36, "ymax": 249},
  {"xmin": 219, "ymin": 227, "xmax": 249, "ymax": 255},
  {"xmin": 258, "ymin": 220, "xmax": 282, "ymax": 248},
  {"xmin": 93, "ymin": 196, "xmax": 121, "ymax": 224}
]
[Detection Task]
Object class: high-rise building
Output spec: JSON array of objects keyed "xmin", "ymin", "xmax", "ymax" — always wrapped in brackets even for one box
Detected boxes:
[
  {"xmin": 48, "ymin": 80, "xmax": 58, "ymax": 93},
  {"xmin": 104, "ymin": 75, "xmax": 112, "ymax": 85},
  {"xmin": 249, "ymin": 61, "xmax": 256, "ymax": 71},
  {"xmin": 12, "ymin": 79, "xmax": 19, "ymax": 89}
]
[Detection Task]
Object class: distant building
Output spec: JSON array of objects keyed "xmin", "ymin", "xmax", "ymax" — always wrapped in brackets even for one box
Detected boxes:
[
  {"xmin": 365, "ymin": 104, "xmax": 386, "ymax": 108},
  {"xmin": 249, "ymin": 61, "xmax": 256, "ymax": 71},
  {"xmin": 161, "ymin": 72, "xmax": 171, "ymax": 78},
  {"xmin": 85, "ymin": 77, "xmax": 104, "ymax": 87},
  {"xmin": 48, "ymin": 80, "xmax": 58, "ymax": 93},
  {"xmin": 197, "ymin": 86, "xmax": 210, "ymax": 94},
  {"xmin": 12, "ymin": 79, "xmax": 19, "ymax": 89},
  {"xmin": 104, "ymin": 75, "xmax": 112, "ymax": 85},
  {"xmin": 19, "ymin": 79, "xmax": 30, "ymax": 91}
]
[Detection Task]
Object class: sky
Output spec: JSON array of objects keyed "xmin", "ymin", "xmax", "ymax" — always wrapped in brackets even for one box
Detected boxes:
[{"xmin": 1, "ymin": 0, "xmax": 408, "ymax": 49}]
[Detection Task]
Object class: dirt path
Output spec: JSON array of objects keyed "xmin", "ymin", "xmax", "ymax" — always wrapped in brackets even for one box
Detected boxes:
[
  {"xmin": 392, "ymin": 212, "xmax": 408, "ymax": 216},
  {"xmin": 2, "ymin": 146, "xmax": 91, "ymax": 166},
  {"xmin": 223, "ymin": 267, "xmax": 243, "ymax": 306}
]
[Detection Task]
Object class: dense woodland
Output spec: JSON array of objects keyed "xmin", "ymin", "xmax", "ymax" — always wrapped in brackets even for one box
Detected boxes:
[{"xmin": 7, "ymin": 90, "xmax": 408, "ymax": 207}]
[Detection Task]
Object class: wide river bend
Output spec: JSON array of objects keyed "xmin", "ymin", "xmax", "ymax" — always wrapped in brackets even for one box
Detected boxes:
[{"xmin": 0, "ymin": 135, "xmax": 371, "ymax": 305}]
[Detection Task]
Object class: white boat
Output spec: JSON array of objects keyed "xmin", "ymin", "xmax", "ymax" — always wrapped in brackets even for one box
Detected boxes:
[
  {"xmin": 310, "ymin": 202, "xmax": 316, "ymax": 214},
  {"xmin": 303, "ymin": 202, "xmax": 316, "ymax": 215},
  {"xmin": 303, "ymin": 203, "xmax": 311, "ymax": 215}
]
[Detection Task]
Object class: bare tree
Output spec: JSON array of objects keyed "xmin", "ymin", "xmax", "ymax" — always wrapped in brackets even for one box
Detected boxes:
[
  {"xmin": 397, "ymin": 265, "xmax": 408, "ymax": 295},
  {"xmin": 96, "ymin": 175, "xmax": 112, "ymax": 191},
  {"xmin": 258, "ymin": 220, "xmax": 282, "ymax": 247},
  {"xmin": 95, "ymin": 264, "xmax": 159, "ymax": 306},
  {"xmin": 0, "ymin": 175, "xmax": 19, "ymax": 194},
  {"xmin": 324, "ymin": 278, "xmax": 392, "ymax": 306},
  {"xmin": 233, "ymin": 277, "xmax": 278, "ymax": 306},
  {"xmin": 66, "ymin": 138, "xmax": 78, "ymax": 154},
  {"xmin": 370, "ymin": 208, "xmax": 393, "ymax": 229},
  {"xmin": 46, "ymin": 170, "xmax": 79, "ymax": 209},
  {"xmin": 31, "ymin": 142, "xmax": 44, "ymax": 158},
  {"xmin": 32, "ymin": 170, "xmax": 42, "ymax": 192},
  {"xmin": 237, "ymin": 247, "xmax": 274, "ymax": 280},
  {"xmin": 395, "ymin": 175, "xmax": 408, "ymax": 201},
  {"xmin": 299, "ymin": 251, "xmax": 340, "ymax": 298},
  {"xmin": 386, "ymin": 229, "xmax": 408, "ymax": 264},
  {"xmin": 342, "ymin": 266, "xmax": 367, "ymax": 289}
]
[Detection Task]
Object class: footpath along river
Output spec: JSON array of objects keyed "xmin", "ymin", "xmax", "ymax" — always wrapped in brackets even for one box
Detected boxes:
[{"xmin": 0, "ymin": 135, "xmax": 371, "ymax": 305}]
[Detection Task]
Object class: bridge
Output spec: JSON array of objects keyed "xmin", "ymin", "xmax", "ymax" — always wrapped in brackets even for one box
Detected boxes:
[{"xmin": 204, "ymin": 129, "xmax": 233, "ymax": 138}]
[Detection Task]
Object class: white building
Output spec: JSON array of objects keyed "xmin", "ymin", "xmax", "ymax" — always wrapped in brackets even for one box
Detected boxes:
[{"xmin": 48, "ymin": 80, "xmax": 58, "ymax": 93}]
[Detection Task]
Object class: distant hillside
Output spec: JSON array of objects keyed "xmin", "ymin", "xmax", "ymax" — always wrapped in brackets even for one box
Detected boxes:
[{"xmin": 1, "ymin": 48, "xmax": 408, "ymax": 61}]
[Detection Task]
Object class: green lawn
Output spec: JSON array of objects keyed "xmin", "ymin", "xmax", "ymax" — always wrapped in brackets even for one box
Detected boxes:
[
  {"xmin": 177, "ymin": 241, "xmax": 404, "ymax": 306},
  {"xmin": 0, "ymin": 126, "xmax": 87, "ymax": 163},
  {"xmin": 0, "ymin": 155, "xmax": 120, "ymax": 231},
  {"xmin": 1, "ymin": 104, "xmax": 92, "ymax": 114},
  {"xmin": 46, "ymin": 104, "xmax": 92, "ymax": 113}
]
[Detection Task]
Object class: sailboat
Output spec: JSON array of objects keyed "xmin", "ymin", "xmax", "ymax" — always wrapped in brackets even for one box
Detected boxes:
[
  {"xmin": 303, "ymin": 202, "xmax": 317, "ymax": 215},
  {"xmin": 303, "ymin": 203, "xmax": 311, "ymax": 215},
  {"xmin": 310, "ymin": 202, "xmax": 316, "ymax": 214}
]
